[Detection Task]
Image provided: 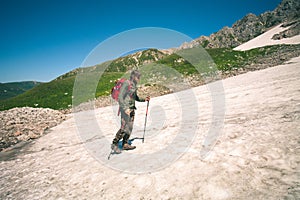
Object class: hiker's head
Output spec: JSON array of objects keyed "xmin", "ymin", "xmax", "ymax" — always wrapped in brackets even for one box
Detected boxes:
[{"xmin": 130, "ymin": 70, "xmax": 141, "ymax": 83}]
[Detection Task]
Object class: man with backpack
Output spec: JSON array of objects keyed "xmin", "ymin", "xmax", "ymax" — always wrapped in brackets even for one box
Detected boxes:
[{"xmin": 111, "ymin": 70, "xmax": 150, "ymax": 154}]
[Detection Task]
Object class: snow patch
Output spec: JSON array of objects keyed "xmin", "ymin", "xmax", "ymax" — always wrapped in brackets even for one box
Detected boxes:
[{"xmin": 234, "ymin": 24, "xmax": 300, "ymax": 51}]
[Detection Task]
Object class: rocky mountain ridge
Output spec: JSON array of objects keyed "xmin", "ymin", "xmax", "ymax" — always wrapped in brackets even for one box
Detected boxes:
[{"xmin": 187, "ymin": 0, "xmax": 300, "ymax": 49}]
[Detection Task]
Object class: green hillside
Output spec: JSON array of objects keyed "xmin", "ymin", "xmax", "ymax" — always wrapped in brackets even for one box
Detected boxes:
[
  {"xmin": 0, "ymin": 44, "xmax": 298, "ymax": 111},
  {"xmin": 0, "ymin": 81, "xmax": 41, "ymax": 100},
  {"xmin": 0, "ymin": 72, "xmax": 123, "ymax": 110}
]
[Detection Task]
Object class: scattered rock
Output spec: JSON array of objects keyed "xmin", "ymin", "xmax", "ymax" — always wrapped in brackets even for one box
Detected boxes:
[{"xmin": 0, "ymin": 107, "xmax": 66, "ymax": 151}]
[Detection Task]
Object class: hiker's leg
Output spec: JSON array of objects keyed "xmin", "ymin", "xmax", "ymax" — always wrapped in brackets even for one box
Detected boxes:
[
  {"xmin": 112, "ymin": 129, "xmax": 124, "ymax": 145},
  {"xmin": 122, "ymin": 110, "xmax": 135, "ymax": 145},
  {"xmin": 122, "ymin": 111, "xmax": 136, "ymax": 151},
  {"xmin": 118, "ymin": 109, "xmax": 130, "ymax": 143},
  {"xmin": 111, "ymin": 128, "xmax": 123, "ymax": 153},
  {"xmin": 112, "ymin": 109, "xmax": 128, "ymax": 145}
]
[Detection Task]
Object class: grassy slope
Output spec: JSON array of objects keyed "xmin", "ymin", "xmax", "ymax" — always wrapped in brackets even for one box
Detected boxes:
[{"xmin": 0, "ymin": 72, "xmax": 123, "ymax": 110}]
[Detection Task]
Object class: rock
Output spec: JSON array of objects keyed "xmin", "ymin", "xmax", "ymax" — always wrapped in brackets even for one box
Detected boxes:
[
  {"xmin": 13, "ymin": 131, "xmax": 22, "ymax": 137},
  {"xmin": 28, "ymin": 131, "xmax": 38, "ymax": 139},
  {"xmin": 0, "ymin": 107, "xmax": 66, "ymax": 151},
  {"xmin": 17, "ymin": 134, "xmax": 29, "ymax": 141}
]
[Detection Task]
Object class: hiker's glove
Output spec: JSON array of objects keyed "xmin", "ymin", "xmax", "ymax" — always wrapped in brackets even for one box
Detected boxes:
[
  {"xmin": 145, "ymin": 96, "xmax": 150, "ymax": 102},
  {"xmin": 125, "ymin": 109, "xmax": 131, "ymax": 116}
]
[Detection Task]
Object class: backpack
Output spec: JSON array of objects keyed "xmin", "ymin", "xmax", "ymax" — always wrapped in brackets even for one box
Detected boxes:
[{"xmin": 111, "ymin": 78, "xmax": 131, "ymax": 101}]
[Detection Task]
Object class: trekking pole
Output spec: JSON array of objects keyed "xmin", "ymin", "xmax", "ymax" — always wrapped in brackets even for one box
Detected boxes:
[{"xmin": 142, "ymin": 100, "xmax": 149, "ymax": 143}]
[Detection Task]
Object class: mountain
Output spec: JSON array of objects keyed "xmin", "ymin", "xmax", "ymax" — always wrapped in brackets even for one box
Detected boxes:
[
  {"xmin": 0, "ymin": 0, "xmax": 299, "ymax": 111},
  {"xmin": 0, "ymin": 49, "xmax": 168, "ymax": 110},
  {"xmin": 192, "ymin": 0, "xmax": 300, "ymax": 48},
  {"xmin": 0, "ymin": 81, "xmax": 41, "ymax": 100},
  {"xmin": 55, "ymin": 48, "xmax": 168, "ymax": 80}
]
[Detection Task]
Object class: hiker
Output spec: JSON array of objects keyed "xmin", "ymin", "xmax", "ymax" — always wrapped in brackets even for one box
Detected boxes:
[{"xmin": 111, "ymin": 70, "xmax": 150, "ymax": 153}]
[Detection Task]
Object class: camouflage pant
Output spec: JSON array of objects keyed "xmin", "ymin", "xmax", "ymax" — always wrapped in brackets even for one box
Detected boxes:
[{"xmin": 112, "ymin": 109, "xmax": 135, "ymax": 145}]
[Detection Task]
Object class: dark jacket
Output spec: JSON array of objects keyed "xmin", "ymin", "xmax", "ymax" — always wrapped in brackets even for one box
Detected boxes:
[{"xmin": 118, "ymin": 79, "xmax": 145, "ymax": 111}]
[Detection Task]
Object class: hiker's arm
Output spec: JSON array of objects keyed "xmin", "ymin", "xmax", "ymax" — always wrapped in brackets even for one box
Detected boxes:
[
  {"xmin": 135, "ymin": 93, "xmax": 145, "ymax": 102},
  {"xmin": 135, "ymin": 94, "xmax": 150, "ymax": 102},
  {"xmin": 118, "ymin": 81, "xmax": 130, "ymax": 110}
]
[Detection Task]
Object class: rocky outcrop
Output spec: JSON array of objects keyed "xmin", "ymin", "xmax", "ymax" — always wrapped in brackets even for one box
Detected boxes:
[
  {"xmin": 0, "ymin": 107, "xmax": 66, "ymax": 151},
  {"xmin": 272, "ymin": 0, "xmax": 300, "ymax": 20},
  {"xmin": 232, "ymin": 13, "xmax": 266, "ymax": 43}
]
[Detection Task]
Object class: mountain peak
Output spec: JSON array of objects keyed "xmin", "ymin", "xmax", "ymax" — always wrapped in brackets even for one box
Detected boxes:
[{"xmin": 193, "ymin": 0, "xmax": 299, "ymax": 49}]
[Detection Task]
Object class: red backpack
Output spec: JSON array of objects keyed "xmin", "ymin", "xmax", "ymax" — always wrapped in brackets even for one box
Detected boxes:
[{"xmin": 111, "ymin": 78, "xmax": 131, "ymax": 101}]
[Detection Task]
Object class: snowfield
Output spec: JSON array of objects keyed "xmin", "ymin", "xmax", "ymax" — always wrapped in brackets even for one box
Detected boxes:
[{"xmin": 1, "ymin": 56, "xmax": 299, "ymax": 199}]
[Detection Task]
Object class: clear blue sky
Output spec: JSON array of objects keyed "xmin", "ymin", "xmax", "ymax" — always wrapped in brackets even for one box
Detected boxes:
[{"xmin": 0, "ymin": 0, "xmax": 282, "ymax": 83}]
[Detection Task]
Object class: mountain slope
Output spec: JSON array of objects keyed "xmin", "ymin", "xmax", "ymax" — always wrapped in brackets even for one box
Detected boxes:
[
  {"xmin": 1, "ymin": 44, "xmax": 298, "ymax": 111},
  {"xmin": 0, "ymin": 81, "xmax": 41, "ymax": 100},
  {"xmin": 0, "ymin": 49, "xmax": 167, "ymax": 111}
]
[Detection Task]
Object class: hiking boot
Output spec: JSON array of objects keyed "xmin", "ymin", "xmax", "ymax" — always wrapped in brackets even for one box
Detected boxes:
[
  {"xmin": 122, "ymin": 143, "xmax": 136, "ymax": 150},
  {"xmin": 111, "ymin": 144, "xmax": 121, "ymax": 154}
]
